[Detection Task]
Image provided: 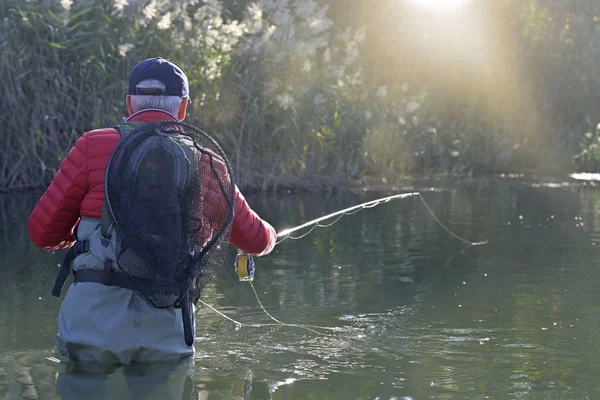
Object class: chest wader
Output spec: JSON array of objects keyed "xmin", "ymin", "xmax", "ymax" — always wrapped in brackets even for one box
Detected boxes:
[
  {"xmin": 51, "ymin": 121, "xmax": 194, "ymax": 345},
  {"xmin": 52, "ymin": 121, "xmax": 235, "ymax": 348}
]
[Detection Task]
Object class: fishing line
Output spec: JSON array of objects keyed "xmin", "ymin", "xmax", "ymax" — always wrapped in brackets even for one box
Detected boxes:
[
  {"xmin": 198, "ymin": 290, "xmax": 334, "ymax": 336},
  {"xmin": 247, "ymin": 281, "xmax": 333, "ymax": 335},
  {"xmin": 198, "ymin": 299, "xmax": 246, "ymax": 327},
  {"xmin": 416, "ymin": 193, "xmax": 488, "ymax": 246},
  {"xmin": 202, "ymin": 190, "xmax": 488, "ymax": 334}
]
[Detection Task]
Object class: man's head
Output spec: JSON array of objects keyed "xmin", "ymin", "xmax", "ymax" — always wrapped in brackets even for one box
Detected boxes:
[{"xmin": 126, "ymin": 57, "xmax": 190, "ymax": 121}]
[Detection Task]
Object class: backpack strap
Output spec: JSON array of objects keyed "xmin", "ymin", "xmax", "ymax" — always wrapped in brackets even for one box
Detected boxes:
[
  {"xmin": 100, "ymin": 121, "xmax": 147, "ymax": 240},
  {"xmin": 52, "ymin": 122, "xmax": 148, "ymax": 297}
]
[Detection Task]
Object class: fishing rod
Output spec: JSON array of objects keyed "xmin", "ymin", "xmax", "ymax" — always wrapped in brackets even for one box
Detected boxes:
[
  {"xmin": 276, "ymin": 192, "xmax": 420, "ymax": 243},
  {"xmin": 196, "ymin": 190, "xmax": 489, "ymax": 334},
  {"xmin": 234, "ymin": 191, "xmax": 488, "ymax": 282}
]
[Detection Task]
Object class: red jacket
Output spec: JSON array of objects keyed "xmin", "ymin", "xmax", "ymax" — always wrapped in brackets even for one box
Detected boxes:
[{"xmin": 28, "ymin": 110, "xmax": 276, "ymax": 256}]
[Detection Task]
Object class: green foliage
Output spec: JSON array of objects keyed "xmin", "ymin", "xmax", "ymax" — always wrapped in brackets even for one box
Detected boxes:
[
  {"xmin": 0, "ymin": 0, "xmax": 176, "ymax": 189},
  {"xmin": 0, "ymin": 0, "xmax": 373, "ymax": 191},
  {"xmin": 326, "ymin": 0, "xmax": 600, "ymax": 176},
  {"xmin": 3, "ymin": 0, "xmax": 600, "ymax": 192}
]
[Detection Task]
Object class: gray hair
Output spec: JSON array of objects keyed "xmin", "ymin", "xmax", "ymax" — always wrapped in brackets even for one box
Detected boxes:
[{"xmin": 129, "ymin": 79, "xmax": 185, "ymax": 116}]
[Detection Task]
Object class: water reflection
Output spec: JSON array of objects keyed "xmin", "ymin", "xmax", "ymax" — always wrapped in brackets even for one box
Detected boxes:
[
  {"xmin": 57, "ymin": 358, "xmax": 195, "ymax": 400},
  {"xmin": 0, "ymin": 352, "xmax": 57, "ymax": 399},
  {"xmin": 3, "ymin": 177, "xmax": 600, "ymax": 398}
]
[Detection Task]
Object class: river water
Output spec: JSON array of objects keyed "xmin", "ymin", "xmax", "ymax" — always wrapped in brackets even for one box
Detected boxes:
[{"xmin": 2, "ymin": 176, "xmax": 600, "ymax": 399}]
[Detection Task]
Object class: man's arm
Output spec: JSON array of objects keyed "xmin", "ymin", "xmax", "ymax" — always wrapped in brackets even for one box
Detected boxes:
[
  {"xmin": 196, "ymin": 148, "xmax": 276, "ymax": 255},
  {"xmin": 28, "ymin": 134, "xmax": 89, "ymax": 250},
  {"xmin": 230, "ymin": 189, "xmax": 276, "ymax": 256}
]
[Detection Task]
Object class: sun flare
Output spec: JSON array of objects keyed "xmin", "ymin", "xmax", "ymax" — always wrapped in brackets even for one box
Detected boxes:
[{"xmin": 405, "ymin": 0, "xmax": 474, "ymax": 12}]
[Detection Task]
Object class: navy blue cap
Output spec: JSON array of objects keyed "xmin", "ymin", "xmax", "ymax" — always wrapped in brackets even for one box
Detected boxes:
[{"xmin": 128, "ymin": 57, "xmax": 189, "ymax": 97}]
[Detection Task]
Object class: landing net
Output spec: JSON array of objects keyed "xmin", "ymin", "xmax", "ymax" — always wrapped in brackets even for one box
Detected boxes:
[{"xmin": 104, "ymin": 121, "xmax": 235, "ymax": 309}]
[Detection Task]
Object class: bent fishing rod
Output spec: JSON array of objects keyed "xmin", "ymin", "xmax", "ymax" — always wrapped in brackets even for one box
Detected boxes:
[{"xmin": 234, "ymin": 191, "xmax": 488, "ymax": 281}]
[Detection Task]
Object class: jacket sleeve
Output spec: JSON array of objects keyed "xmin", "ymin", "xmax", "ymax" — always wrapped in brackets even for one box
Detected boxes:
[
  {"xmin": 28, "ymin": 134, "xmax": 88, "ymax": 250},
  {"xmin": 230, "ymin": 188, "xmax": 277, "ymax": 256}
]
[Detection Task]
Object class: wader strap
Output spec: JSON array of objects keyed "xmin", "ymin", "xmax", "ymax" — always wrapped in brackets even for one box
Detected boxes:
[
  {"xmin": 51, "ymin": 240, "xmax": 91, "ymax": 297},
  {"xmin": 103, "ymin": 259, "xmax": 113, "ymax": 285},
  {"xmin": 52, "ymin": 247, "xmax": 76, "ymax": 297},
  {"xmin": 100, "ymin": 206, "xmax": 113, "ymax": 240},
  {"xmin": 74, "ymin": 269, "xmax": 130, "ymax": 290}
]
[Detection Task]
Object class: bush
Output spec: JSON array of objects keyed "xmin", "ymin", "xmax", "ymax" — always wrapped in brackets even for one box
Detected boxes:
[
  {"xmin": 1, "ymin": 0, "xmax": 377, "ymax": 191},
  {"xmin": 2, "ymin": 0, "xmax": 598, "ymax": 193}
]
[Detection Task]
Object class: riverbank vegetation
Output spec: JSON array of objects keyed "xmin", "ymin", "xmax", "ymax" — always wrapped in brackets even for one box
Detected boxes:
[{"xmin": 2, "ymin": 0, "xmax": 600, "ymax": 192}]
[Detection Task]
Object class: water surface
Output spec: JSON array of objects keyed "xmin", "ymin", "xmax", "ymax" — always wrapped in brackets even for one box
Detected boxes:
[{"xmin": 2, "ymin": 177, "xmax": 600, "ymax": 399}]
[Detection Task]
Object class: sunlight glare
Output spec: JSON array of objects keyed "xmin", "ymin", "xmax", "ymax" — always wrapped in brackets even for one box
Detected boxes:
[{"xmin": 405, "ymin": 0, "xmax": 473, "ymax": 12}]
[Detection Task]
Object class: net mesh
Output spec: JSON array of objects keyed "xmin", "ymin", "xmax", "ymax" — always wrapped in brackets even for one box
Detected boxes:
[{"xmin": 104, "ymin": 121, "xmax": 235, "ymax": 309}]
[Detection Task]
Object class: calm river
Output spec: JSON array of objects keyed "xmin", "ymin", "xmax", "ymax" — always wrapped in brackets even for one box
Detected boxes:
[{"xmin": 2, "ymin": 176, "xmax": 600, "ymax": 399}]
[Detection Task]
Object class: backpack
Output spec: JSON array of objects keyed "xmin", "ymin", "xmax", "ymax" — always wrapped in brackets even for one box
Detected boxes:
[{"xmin": 104, "ymin": 120, "xmax": 235, "ymax": 345}]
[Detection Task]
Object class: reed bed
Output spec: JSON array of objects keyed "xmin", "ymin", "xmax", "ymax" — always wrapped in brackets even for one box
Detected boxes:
[{"xmin": 2, "ymin": 0, "xmax": 599, "ymax": 192}]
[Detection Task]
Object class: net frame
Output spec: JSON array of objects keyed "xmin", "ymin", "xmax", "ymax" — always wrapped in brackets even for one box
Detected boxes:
[{"xmin": 103, "ymin": 120, "xmax": 236, "ymax": 309}]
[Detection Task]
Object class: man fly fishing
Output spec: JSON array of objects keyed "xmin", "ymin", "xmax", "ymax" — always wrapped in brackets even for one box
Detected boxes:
[{"xmin": 28, "ymin": 57, "xmax": 277, "ymax": 364}]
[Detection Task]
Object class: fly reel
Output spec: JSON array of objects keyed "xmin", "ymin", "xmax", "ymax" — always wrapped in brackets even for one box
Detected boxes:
[{"xmin": 235, "ymin": 252, "xmax": 255, "ymax": 282}]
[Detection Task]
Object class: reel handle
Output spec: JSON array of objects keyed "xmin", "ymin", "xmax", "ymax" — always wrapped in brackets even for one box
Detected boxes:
[{"xmin": 235, "ymin": 252, "xmax": 255, "ymax": 282}]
